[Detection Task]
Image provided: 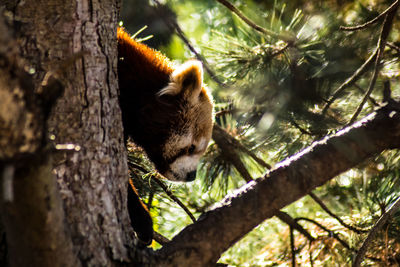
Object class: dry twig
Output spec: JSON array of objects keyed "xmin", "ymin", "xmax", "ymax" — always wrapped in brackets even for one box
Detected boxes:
[
  {"xmin": 348, "ymin": 4, "xmax": 399, "ymax": 125},
  {"xmin": 353, "ymin": 196, "xmax": 400, "ymax": 267},
  {"xmin": 309, "ymin": 192, "xmax": 370, "ymax": 234},
  {"xmin": 340, "ymin": 0, "xmax": 399, "ymax": 31}
]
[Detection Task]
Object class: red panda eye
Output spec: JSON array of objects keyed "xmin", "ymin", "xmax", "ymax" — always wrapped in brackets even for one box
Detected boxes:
[{"xmin": 188, "ymin": 145, "xmax": 196, "ymax": 154}]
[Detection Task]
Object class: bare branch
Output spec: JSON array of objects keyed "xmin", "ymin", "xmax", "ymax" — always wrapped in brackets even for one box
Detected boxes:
[
  {"xmin": 340, "ymin": 0, "xmax": 399, "ymax": 31},
  {"xmin": 323, "ymin": 1, "xmax": 399, "ymax": 116},
  {"xmin": 322, "ymin": 47, "xmax": 378, "ymax": 114},
  {"xmin": 295, "ymin": 217, "xmax": 353, "ymax": 252},
  {"xmin": 348, "ymin": 5, "xmax": 399, "ymax": 125},
  {"xmin": 354, "ymin": 83, "xmax": 379, "ymax": 107},
  {"xmin": 154, "ymin": 231, "xmax": 170, "ymax": 246},
  {"xmin": 212, "ymin": 125, "xmax": 254, "ymax": 182},
  {"xmin": 290, "ymin": 225, "xmax": 297, "ymax": 267},
  {"xmin": 277, "ymin": 211, "xmax": 315, "ymax": 242},
  {"xmin": 387, "ymin": 42, "xmax": 400, "ymax": 53},
  {"xmin": 353, "ymin": 196, "xmax": 400, "ymax": 267},
  {"xmin": 309, "ymin": 192, "xmax": 370, "ymax": 234}
]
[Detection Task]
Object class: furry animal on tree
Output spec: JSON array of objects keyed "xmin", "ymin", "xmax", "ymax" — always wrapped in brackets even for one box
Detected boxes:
[{"xmin": 117, "ymin": 27, "xmax": 213, "ymax": 245}]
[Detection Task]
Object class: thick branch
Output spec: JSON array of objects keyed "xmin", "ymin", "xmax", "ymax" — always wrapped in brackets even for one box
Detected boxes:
[{"xmin": 155, "ymin": 102, "xmax": 400, "ymax": 266}]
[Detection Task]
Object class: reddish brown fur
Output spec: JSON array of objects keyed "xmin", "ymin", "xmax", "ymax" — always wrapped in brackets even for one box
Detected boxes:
[
  {"xmin": 118, "ymin": 27, "xmax": 213, "ymax": 246},
  {"xmin": 117, "ymin": 27, "xmax": 173, "ymax": 94}
]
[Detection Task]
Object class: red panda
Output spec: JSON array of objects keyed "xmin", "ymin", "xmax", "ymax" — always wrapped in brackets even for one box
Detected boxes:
[{"xmin": 117, "ymin": 27, "xmax": 213, "ymax": 245}]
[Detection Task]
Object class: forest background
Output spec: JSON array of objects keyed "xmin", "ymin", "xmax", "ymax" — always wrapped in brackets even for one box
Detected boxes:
[{"xmin": 121, "ymin": 0, "xmax": 400, "ymax": 266}]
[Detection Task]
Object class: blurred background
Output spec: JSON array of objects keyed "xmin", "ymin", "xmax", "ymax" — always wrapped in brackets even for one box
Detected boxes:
[{"xmin": 121, "ymin": 1, "xmax": 400, "ymax": 265}]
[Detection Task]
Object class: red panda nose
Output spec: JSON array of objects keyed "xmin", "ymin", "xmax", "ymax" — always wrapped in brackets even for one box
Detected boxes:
[{"xmin": 186, "ymin": 170, "xmax": 197, "ymax": 182}]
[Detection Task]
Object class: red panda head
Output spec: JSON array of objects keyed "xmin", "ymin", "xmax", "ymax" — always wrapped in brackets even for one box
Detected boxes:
[
  {"xmin": 156, "ymin": 60, "xmax": 213, "ymax": 181},
  {"xmin": 117, "ymin": 28, "xmax": 213, "ymax": 182}
]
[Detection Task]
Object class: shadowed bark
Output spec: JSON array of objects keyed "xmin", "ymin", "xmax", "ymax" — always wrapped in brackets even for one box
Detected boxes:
[{"xmin": 0, "ymin": 11, "xmax": 77, "ymax": 267}]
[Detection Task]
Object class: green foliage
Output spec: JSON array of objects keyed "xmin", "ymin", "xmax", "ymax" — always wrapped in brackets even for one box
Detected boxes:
[{"xmin": 122, "ymin": 0, "xmax": 400, "ymax": 265}]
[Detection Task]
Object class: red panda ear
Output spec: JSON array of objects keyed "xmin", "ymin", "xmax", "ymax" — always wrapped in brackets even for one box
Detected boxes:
[{"xmin": 158, "ymin": 60, "xmax": 203, "ymax": 102}]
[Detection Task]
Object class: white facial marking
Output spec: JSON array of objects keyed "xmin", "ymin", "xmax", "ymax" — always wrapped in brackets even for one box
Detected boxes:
[
  {"xmin": 197, "ymin": 137, "xmax": 207, "ymax": 152},
  {"xmin": 167, "ymin": 155, "xmax": 200, "ymax": 181}
]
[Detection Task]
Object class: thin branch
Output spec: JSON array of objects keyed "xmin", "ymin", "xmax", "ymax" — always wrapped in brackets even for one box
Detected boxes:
[
  {"xmin": 154, "ymin": 231, "xmax": 170, "ymax": 246},
  {"xmin": 277, "ymin": 211, "xmax": 315, "ymax": 242},
  {"xmin": 215, "ymin": 0, "xmax": 281, "ymax": 39},
  {"xmin": 353, "ymin": 196, "xmax": 400, "ymax": 267},
  {"xmin": 289, "ymin": 116, "xmax": 314, "ymax": 136},
  {"xmin": 386, "ymin": 42, "xmax": 400, "ymax": 54},
  {"xmin": 322, "ymin": 47, "xmax": 378, "ymax": 114},
  {"xmin": 213, "ymin": 124, "xmax": 271, "ymax": 170},
  {"xmin": 340, "ymin": 0, "xmax": 399, "ymax": 31},
  {"xmin": 290, "ymin": 226, "xmax": 296, "ymax": 267},
  {"xmin": 271, "ymin": 42, "xmax": 290, "ymax": 57},
  {"xmin": 323, "ymin": 2, "xmax": 399, "ymax": 116},
  {"xmin": 348, "ymin": 4, "xmax": 398, "ymax": 125},
  {"xmin": 152, "ymin": 177, "xmax": 197, "ymax": 223},
  {"xmin": 353, "ymin": 83, "xmax": 379, "ymax": 107},
  {"xmin": 212, "ymin": 125, "xmax": 257, "ymax": 182},
  {"xmin": 151, "ymin": 0, "xmax": 227, "ymax": 88},
  {"xmin": 309, "ymin": 192, "xmax": 370, "ymax": 234},
  {"xmin": 127, "ymin": 161, "xmax": 197, "ymax": 223},
  {"xmin": 295, "ymin": 217, "xmax": 353, "ymax": 251}
]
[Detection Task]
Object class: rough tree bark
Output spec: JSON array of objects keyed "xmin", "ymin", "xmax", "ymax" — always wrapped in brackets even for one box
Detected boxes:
[
  {"xmin": 0, "ymin": 0, "xmax": 141, "ymax": 266},
  {"xmin": 0, "ymin": 11, "xmax": 77, "ymax": 267}
]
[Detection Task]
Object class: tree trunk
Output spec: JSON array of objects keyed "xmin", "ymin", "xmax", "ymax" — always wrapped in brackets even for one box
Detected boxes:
[{"xmin": 0, "ymin": 0, "xmax": 140, "ymax": 266}]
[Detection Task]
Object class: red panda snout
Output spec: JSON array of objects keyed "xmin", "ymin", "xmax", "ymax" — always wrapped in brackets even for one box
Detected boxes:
[{"xmin": 163, "ymin": 154, "xmax": 202, "ymax": 181}]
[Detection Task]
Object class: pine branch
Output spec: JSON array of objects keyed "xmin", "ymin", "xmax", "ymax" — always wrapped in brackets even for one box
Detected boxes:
[
  {"xmin": 215, "ymin": 0, "xmax": 281, "ymax": 39},
  {"xmin": 150, "ymin": 0, "xmax": 227, "ymax": 88},
  {"xmin": 323, "ymin": 1, "xmax": 399, "ymax": 116},
  {"xmin": 348, "ymin": 4, "xmax": 399, "ymax": 125},
  {"xmin": 127, "ymin": 161, "xmax": 197, "ymax": 223},
  {"xmin": 213, "ymin": 124, "xmax": 271, "ymax": 170},
  {"xmin": 322, "ymin": 47, "xmax": 378, "ymax": 114},
  {"xmin": 155, "ymin": 102, "xmax": 400, "ymax": 266},
  {"xmin": 153, "ymin": 177, "xmax": 197, "ymax": 223}
]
